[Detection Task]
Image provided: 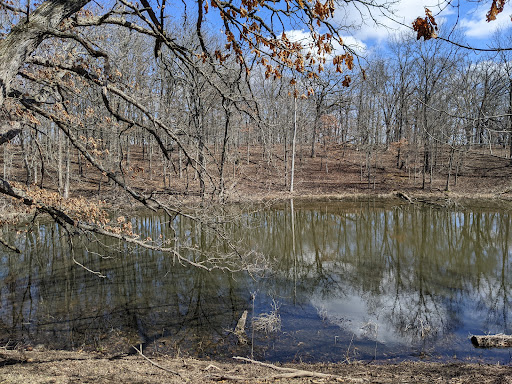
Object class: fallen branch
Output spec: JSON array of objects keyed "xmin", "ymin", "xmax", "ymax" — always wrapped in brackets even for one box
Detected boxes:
[
  {"xmin": 210, "ymin": 374, "xmax": 247, "ymax": 381},
  {"xmin": 233, "ymin": 356, "xmax": 335, "ymax": 380},
  {"xmin": 204, "ymin": 364, "xmax": 221, "ymax": 371},
  {"xmin": 132, "ymin": 345, "xmax": 187, "ymax": 381},
  {"xmin": 471, "ymin": 334, "xmax": 512, "ymax": 348}
]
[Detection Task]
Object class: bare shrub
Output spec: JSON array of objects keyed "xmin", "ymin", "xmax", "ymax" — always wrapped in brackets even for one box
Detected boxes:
[{"xmin": 252, "ymin": 300, "xmax": 281, "ymax": 334}]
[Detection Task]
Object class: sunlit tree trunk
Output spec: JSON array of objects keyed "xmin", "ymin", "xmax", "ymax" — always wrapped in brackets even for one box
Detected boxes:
[
  {"xmin": 58, "ymin": 128, "xmax": 63, "ymax": 194},
  {"xmin": 290, "ymin": 95, "xmax": 297, "ymax": 193},
  {"xmin": 508, "ymin": 79, "xmax": 512, "ymax": 164},
  {"xmin": 63, "ymin": 139, "xmax": 70, "ymax": 199},
  {"xmin": 219, "ymin": 99, "xmax": 231, "ymax": 200}
]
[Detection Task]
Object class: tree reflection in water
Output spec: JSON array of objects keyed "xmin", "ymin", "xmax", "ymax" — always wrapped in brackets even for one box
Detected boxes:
[{"xmin": 0, "ymin": 201, "xmax": 511, "ymax": 363}]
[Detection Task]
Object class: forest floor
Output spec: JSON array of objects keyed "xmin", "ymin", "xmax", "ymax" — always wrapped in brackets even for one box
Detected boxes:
[
  {"xmin": 1, "ymin": 348, "xmax": 512, "ymax": 384},
  {"xmin": 225, "ymin": 143, "xmax": 512, "ymax": 203},
  {"xmin": 3, "ymin": 142, "xmax": 512, "ymax": 208},
  {"xmin": 2, "ymin": 144, "xmax": 512, "ymax": 382},
  {"xmin": 92, "ymin": 143, "xmax": 512, "ymax": 205}
]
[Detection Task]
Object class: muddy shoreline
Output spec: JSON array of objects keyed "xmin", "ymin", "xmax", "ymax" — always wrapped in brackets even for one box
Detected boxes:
[{"xmin": 1, "ymin": 348, "xmax": 511, "ymax": 383}]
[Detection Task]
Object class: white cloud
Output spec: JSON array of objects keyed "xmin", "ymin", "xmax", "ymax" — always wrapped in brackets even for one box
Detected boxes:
[
  {"xmin": 285, "ymin": 29, "xmax": 367, "ymax": 57},
  {"xmin": 311, "ymin": 290, "xmax": 448, "ymax": 345},
  {"xmin": 459, "ymin": 4, "xmax": 512, "ymax": 39},
  {"xmin": 340, "ymin": 35, "xmax": 368, "ymax": 55},
  {"xmin": 284, "ymin": 29, "xmax": 313, "ymax": 45},
  {"xmin": 332, "ymin": 0, "xmax": 454, "ymax": 44},
  {"xmin": 331, "ymin": 0, "xmax": 512, "ymax": 46}
]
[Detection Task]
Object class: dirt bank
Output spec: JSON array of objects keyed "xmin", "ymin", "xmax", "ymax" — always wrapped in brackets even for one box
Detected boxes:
[{"xmin": 1, "ymin": 349, "xmax": 511, "ymax": 383}]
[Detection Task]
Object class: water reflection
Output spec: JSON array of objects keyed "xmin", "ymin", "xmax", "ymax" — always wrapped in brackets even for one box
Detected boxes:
[
  {"xmin": 241, "ymin": 201, "xmax": 512, "ymax": 361},
  {"xmin": 0, "ymin": 201, "xmax": 511, "ymax": 363},
  {"xmin": 0, "ymin": 217, "xmax": 250, "ymax": 358}
]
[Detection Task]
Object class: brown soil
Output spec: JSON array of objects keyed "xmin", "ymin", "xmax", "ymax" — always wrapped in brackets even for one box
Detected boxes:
[
  {"xmin": 4, "ymin": 143, "xmax": 512, "ymax": 209},
  {"xmin": 1, "ymin": 349, "xmax": 511, "ymax": 384},
  {"xmin": 229, "ymin": 143, "xmax": 512, "ymax": 201}
]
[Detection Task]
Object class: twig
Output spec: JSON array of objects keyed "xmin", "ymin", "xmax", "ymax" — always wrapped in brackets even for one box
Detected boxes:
[
  {"xmin": 72, "ymin": 256, "xmax": 106, "ymax": 278},
  {"xmin": 204, "ymin": 364, "xmax": 221, "ymax": 371},
  {"xmin": 71, "ymin": 243, "xmax": 106, "ymax": 278},
  {"xmin": 344, "ymin": 333, "xmax": 355, "ymax": 363},
  {"xmin": 210, "ymin": 374, "xmax": 247, "ymax": 381},
  {"xmin": 0, "ymin": 237, "xmax": 21, "ymax": 253},
  {"xmin": 132, "ymin": 345, "xmax": 186, "ymax": 381}
]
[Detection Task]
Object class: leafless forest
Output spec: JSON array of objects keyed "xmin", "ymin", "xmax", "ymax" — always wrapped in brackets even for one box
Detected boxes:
[
  {"xmin": 1, "ymin": 1, "xmax": 512, "ymax": 260},
  {"xmin": 2, "ymin": 9, "xmax": 512, "ymax": 203}
]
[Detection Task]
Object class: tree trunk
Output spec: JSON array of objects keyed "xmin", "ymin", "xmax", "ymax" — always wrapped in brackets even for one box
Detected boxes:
[
  {"xmin": 58, "ymin": 128, "xmax": 63, "ymax": 194},
  {"xmin": 445, "ymin": 147, "xmax": 454, "ymax": 192},
  {"xmin": 310, "ymin": 106, "xmax": 319, "ymax": 158},
  {"xmin": 34, "ymin": 136, "xmax": 45, "ymax": 188},
  {"xmin": 63, "ymin": 138, "xmax": 70, "ymax": 198},
  {"xmin": 21, "ymin": 131, "xmax": 32, "ymax": 185},
  {"xmin": 290, "ymin": 96, "xmax": 297, "ymax": 193},
  {"xmin": 219, "ymin": 99, "xmax": 231, "ymax": 200},
  {"xmin": 508, "ymin": 79, "xmax": 512, "ymax": 164},
  {"xmin": 0, "ymin": 0, "xmax": 90, "ymax": 109}
]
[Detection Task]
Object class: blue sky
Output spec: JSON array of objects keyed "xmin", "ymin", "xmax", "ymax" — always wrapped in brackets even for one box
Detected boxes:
[
  {"xmin": 328, "ymin": 0, "xmax": 512, "ymax": 52},
  {"xmin": 87, "ymin": 0, "xmax": 512, "ymax": 56}
]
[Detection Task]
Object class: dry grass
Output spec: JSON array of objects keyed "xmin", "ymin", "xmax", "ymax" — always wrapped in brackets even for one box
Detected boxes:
[
  {"xmin": 252, "ymin": 301, "xmax": 282, "ymax": 335},
  {"xmin": 1, "ymin": 349, "xmax": 512, "ymax": 384}
]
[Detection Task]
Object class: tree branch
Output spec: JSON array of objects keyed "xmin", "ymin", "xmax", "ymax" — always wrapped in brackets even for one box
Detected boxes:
[
  {"xmin": 0, "ymin": 0, "xmax": 91, "ymax": 108},
  {"xmin": 0, "ymin": 128, "xmax": 22, "ymax": 146}
]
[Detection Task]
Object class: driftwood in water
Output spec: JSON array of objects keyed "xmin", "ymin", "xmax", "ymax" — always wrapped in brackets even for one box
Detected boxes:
[
  {"xmin": 471, "ymin": 334, "xmax": 512, "ymax": 348},
  {"xmin": 396, "ymin": 191, "xmax": 413, "ymax": 203},
  {"xmin": 234, "ymin": 310, "xmax": 248, "ymax": 344}
]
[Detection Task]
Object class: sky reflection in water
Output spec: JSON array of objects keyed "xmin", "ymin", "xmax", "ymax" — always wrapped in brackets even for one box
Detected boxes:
[{"xmin": 0, "ymin": 200, "xmax": 511, "ymax": 363}]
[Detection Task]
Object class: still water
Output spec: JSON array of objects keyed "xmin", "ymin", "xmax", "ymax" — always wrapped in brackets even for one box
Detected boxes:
[{"xmin": 1, "ymin": 200, "xmax": 511, "ymax": 363}]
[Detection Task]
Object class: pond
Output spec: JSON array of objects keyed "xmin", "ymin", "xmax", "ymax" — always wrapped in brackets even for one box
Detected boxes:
[{"xmin": 1, "ymin": 200, "xmax": 511, "ymax": 363}]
